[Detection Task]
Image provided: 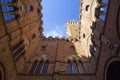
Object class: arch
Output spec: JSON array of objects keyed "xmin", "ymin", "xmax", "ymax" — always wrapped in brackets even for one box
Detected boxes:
[
  {"xmin": 104, "ymin": 57, "xmax": 120, "ymax": 80},
  {"xmin": 31, "ymin": 54, "xmax": 52, "ymax": 62},
  {"xmin": 41, "ymin": 60, "xmax": 49, "ymax": 74},
  {"xmin": 106, "ymin": 61, "xmax": 120, "ymax": 80},
  {"xmin": 0, "ymin": 61, "xmax": 5, "ymax": 80},
  {"xmin": 65, "ymin": 54, "xmax": 80, "ymax": 62},
  {"xmin": 67, "ymin": 60, "xmax": 72, "ymax": 74}
]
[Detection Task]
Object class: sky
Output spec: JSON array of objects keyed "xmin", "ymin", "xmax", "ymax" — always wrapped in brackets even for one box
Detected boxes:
[
  {"xmin": 42, "ymin": 0, "xmax": 80, "ymax": 37},
  {"xmin": 0, "ymin": 0, "xmax": 108, "ymax": 37}
]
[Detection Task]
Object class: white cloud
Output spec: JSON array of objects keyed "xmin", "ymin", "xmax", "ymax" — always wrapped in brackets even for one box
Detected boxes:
[
  {"xmin": 45, "ymin": 30, "xmax": 62, "ymax": 37},
  {"xmin": 44, "ymin": 24, "xmax": 68, "ymax": 37}
]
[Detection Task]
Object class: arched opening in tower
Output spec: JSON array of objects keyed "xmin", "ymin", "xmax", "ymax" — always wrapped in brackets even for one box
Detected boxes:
[{"xmin": 107, "ymin": 61, "xmax": 120, "ymax": 80}]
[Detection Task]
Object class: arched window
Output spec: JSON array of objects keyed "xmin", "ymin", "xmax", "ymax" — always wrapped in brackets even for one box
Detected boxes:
[
  {"xmin": 85, "ymin": 5, "xmax": 90, "ymax": 11},
  {"xmin": 28, "ymin": 5, "xmax": 34, "ymax": 12},
  {"xmin": 78, "ymin": 60, "xmax": 84, "ymax": 73},
  {"xmin": 83, "ymin": 33, "xmax": 85, "ymax": 38},
  {"xmin": 67, "ymin": 60, "xmax": 72, "ymax": 74},
  {"xmin": 29, "ymin": 60, "xmax": 38, "ymax": 74},
  {"xmin": 73, "ymin": 61, "xmax": 79, "ymax": 74},
  {"xmin": 107, "ymin": 61, "xmax": 120, "ymax": 80},
  {"xmin": 0, "ymin": 1, "xmax": 19, "ymax": 22},
  {"xmin": 35, "ymin": 60, "xmax": 43, "ymax": 73},
  {"xmin": 42, "ymin": 60, "xmax": 49, "ymax": 74},
  {"xmin": 29, "ymin": 59, "xmax": 49, "ymax": 74},
  {"xmin": 11, "ymin": 40, "xmax": 25, "ymax": 61},
  {"xmin": 67, "ymin": 60, "xmax": 79, "ymax": 74},
  {"xmin": 98, "ymin": 0, "xmax": 109, "ymax": 21}
]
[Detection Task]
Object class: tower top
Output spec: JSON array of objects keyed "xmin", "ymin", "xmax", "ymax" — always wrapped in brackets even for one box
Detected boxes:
[{"xmin": 66, "ymin": 20, "xmax": 79, "ymax": 26}]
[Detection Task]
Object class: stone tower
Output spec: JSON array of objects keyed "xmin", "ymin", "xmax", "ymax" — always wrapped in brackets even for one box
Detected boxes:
[
  {"xmin": 0, "ymin": 0, "xmax": 120, "ymax": 80},
  {"xmin": 67, "ymin": 20, "xmax": 80, "ymax": 41}
]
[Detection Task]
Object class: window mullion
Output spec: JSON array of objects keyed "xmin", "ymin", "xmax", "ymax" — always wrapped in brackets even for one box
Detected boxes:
[
  {"xmin": 40, "ymin": 60, "xmax": 46, "ymax": 74},
  {"xmin": 33, "ymin": 61, "xmax": 39, "ymax": 74}
]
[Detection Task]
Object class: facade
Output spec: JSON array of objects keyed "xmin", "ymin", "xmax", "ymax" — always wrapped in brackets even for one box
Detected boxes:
[{"xmin": 0, "ymin": 0, "xmax": 120, "ymax": 80}]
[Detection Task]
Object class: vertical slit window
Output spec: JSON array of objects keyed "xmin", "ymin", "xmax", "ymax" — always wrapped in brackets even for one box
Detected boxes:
[
  {"xmin": 35, "ymin": 60, "xmax": 43, "ymax": 74},
  {"xmin": 42, "ymin": 61, "xmax": 49, "ymax": 74},
  {"xmin": 29, "ymin": 61, "xmax": 37, "ymax": 74},
  {"xmin": 67, "ymin": 61, "xmax": 72, "ymax": 74}
]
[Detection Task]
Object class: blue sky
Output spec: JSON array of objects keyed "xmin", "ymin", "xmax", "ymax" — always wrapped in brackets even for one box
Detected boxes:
[{"xmin": 42, "ymin": 0, "xmax": 80, "ymax": 37}]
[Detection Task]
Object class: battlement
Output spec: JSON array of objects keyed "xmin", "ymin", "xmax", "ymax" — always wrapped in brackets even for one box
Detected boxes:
[
  {"xmin": 42, "ymin": 36, "xmax": 71, "ymax": 41},
  {"xmin": 66, "ymin": 20, "xmax": 79, "ymax": 26}
]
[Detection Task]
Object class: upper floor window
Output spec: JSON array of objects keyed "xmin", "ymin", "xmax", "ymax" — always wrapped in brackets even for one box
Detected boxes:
[
  {"xmin": 29, "ymin": 60, "xmax": 38, "ymax": 74},
  {"xmin": 98, "ymin": 0, "xmax": 109, "ymax": 21},
  {"xmin": 11, "ymin": 40, "xmax": 25, "ymax": 61},
  {"xmin": 41, "ymin": 60, "xmax": 49, "ymax": 74},
  {"xmin": 83, "ymin": 33, "xmax": 85, "ymax": 38},
  {"xmin": 0, "ymin": 1, "xmax": 19, "ymax": 22},
  {"xmin": 85, "ymin": 5, "xmax": 90, "ymax": 11},
  {"xmin": 35, "ymin": 60, "xmax": 43, "ymax": 73},
  {"xmin": 73, "ymin": 61, "xmax": 79, "ymax": 74},
  {"xmin": 29, "ymin": 59, "xmax": 49, "ymax": 74},
  {"xmin": 67, "ymin": 60, "xmax": 84, "ymax": 74},
  {"xmin": 28, "ymin": 5, "xmax": 34, "ymax": 12},
  {"xmin": 67, "ymin": 61, "xmax": 72, "ymax": 74}
]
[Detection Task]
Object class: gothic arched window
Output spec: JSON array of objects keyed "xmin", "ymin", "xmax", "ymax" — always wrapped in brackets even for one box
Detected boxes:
[
  {"xmin": 73, "ymin": 61, "xmax": 79, "ymax": 74},
  {"xmin": 67, "ymin": 59, "xmax": 83, "ymax": 74},
  {"xmin": 42, "ymin": 60, "xmax": 49, "ymax": 74},
  {"xmin": 67, "ymin": 60, "xmax": 72, "ymax": 74},
  {"xmin": 29, "ymin": 60, "xmax": 38, "ymax": 74},
  {"xmin": 29, "ymin": 59, "xmax": 49, "ymax": 74},
  {"xmin": 35, "ymin": 60, "xmax": 43, "ymax": 73}
]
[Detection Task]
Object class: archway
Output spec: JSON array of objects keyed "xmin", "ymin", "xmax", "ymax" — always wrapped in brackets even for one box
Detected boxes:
[
  {"xmin": 107, "ymin": 61, "xmax": 120, "ymax": 80},
  {"xmin": 0, "ymin": 62, "xmax": 5, "ymax": 80}
]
